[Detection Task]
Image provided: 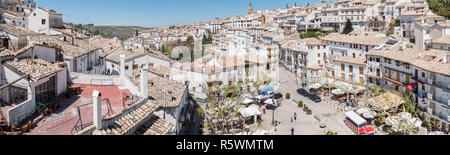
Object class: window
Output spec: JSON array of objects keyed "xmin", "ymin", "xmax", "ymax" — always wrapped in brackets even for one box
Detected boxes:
[
  {"xmin": 359, "ymin": 67, "xmax": 364, "ymax": 75},
  {"xmin": 42, "ymin": 19, "xmax": 46, "ymax": 25},
  {"xmin": 353, "ymin": 53, "xmax": 356, "ymax": 58},
  {"xmin": 349, "ymin": 65, "xmax": 353, "ymax": 73},
  {"xmin": 422, "ymin": 72, "xmax": 425, "ymax": 78},
  {"xmin": 318, "ymin": 53, "xmax": 321, "ymax": 57},
  {"xmin": 341, "ymin": 64, "xmax": 345, "ymax": 71}
]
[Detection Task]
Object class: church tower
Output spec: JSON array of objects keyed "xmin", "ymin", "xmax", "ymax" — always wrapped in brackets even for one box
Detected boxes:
[{"xmin": 248, "ymin": 3, "xmax": 253, "ymax": 14}]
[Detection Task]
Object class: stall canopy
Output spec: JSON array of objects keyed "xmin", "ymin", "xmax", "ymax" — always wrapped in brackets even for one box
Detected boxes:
[
  {"xmin": 242, "ymin": 98, "xmax": 255, "ymax": 104},
  {"xmin": 260, "ymin": 87, "xmax": 274, "ymax": 95},
  {"xmin": 332, "ymin": 89, "xmax": 345, "ymax": 95},
  {"xmin": 264, "ymin": 99, "xmax": 276, "ymax": 105},
  {"xmin": 308, "ymin": 83, "xmax": 323, "ymax": 89},
  {"xmin": 239, "ymin": 104, "xmax": 262, "ymax": 118}
]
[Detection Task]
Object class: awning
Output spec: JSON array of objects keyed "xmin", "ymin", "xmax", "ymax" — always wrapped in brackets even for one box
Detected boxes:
[
  {"xmin": 260, "ymin": 87, "xmax": 274, "ymax": 95},
  {"xmin": 407, "ymin": 83, "xmax": 417, "ymax": 90}
]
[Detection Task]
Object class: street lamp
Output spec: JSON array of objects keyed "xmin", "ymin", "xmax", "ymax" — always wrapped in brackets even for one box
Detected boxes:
[{"xmin": 271, "ymin": 93, "xmax": 275, "ymax": 126}]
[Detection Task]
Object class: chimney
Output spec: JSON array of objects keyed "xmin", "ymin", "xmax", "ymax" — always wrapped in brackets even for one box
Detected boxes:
[
  {"xmin": 71, "ymin": 29, "xmax": 75, "ymax": 45},
  {"xmin": 140, "ymin": 65, "xmax": 149, "ymax": 99},
  {"xmin": 92, "ymin": 90, "xmax": 102, "ymax": 130},
  {"xmin": 31, "ymin": 46, "xmax": 35, "ymax": 62},
  {"xmin": 120, "ymin": 54, "xmax": 126, "ymax": 79},
  {"xmin": 444, "ymin": 54, "xmax": 449, "ymax": 64}
]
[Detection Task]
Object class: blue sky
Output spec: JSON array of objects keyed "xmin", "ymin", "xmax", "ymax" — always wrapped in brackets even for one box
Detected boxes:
[{"xmin": 38, "ymin": 0, "xmax": 323, "ymax": 27}]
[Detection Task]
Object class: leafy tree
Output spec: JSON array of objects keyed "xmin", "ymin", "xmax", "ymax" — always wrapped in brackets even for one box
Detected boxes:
[
  {"xmin": 386, "ymin": 23, "xmax": 395, "ymax": 36},
  {"xmin": 299, "ymin": 31, "xmax": 319, "ymax": 39},
  {"xmin": 202, "ymin": 34, "xmax": 207, "ymax": 44},
  {"xmin": 394, "ymin": 19, "xmax": 401, "ymax": 27},
  {"xmin": 135, "ymin": 29, "xmax": 139, "ymax": 37},
  {"xmin": 208, "ymin": 34, "xmax": 213, "ymax": 44},
  {"xmin": 429, "ymin": 0, "xmax": 450, "ymax": 19},
  {"xmin": 342, "ymin": 19, "xmax": 353, "ymax": 34}
]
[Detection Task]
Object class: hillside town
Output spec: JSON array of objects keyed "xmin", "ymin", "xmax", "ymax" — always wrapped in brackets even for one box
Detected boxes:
[{"xmin": 0, "ymin": 0, "xmax": 449, "ymax": 135}]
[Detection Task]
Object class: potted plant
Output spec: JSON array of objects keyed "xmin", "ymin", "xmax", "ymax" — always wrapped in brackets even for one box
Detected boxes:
[
  {"xmin": 298, "ymin": 101, "xmax": 303, "ymax": 108},
  {"xmin": 11, "ymin": 123, "xmax": 17, "ymax": 132},
  {"xmin": 286, "ymin": 93, "xmax": 291, "ymax": 99},
  {"xmin": 21, "ymin": 125, "xmax": 28, "ymax": 133},
  {"xmin": 27, "ymin": 121, "xmax": 34, "ymax": 129},
  {"xmin": 307, "ymin": 109, "xmax": 312, "ymax": 115},
  {"xmin": 47, "ymin": 108, "xmax": 53, "ymax": 115}
]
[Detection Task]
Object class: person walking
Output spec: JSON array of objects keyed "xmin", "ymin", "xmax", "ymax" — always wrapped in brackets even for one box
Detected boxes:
[
  {"xmin": 291, "ymin": 128, "xmax": 295, "ymax": 135},
  {"xmin": 294, "ymin": 112, "xmax": 297, "ymax": 121},
  {"xmin": 291, "ymin": 117, "xmax": 293, "ymax": 123}
]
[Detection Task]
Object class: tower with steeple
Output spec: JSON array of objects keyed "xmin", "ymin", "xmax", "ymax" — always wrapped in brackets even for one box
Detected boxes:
[
  {"xmin": 322, "ymin": 0, "xmax": 326, "ymax": 4},
  {"xmin": 248, "ymin": 3, "xmax": 253, "ymax": 14}
]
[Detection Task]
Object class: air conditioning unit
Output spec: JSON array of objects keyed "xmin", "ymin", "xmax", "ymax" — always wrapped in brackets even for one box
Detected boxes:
[
  {"xmin": 427, "ymin": 93, "xmax": 433, "ymax": 100},
  {"xmin": 428, "ymin": 79, "xmax": 434, "ymax": 85}
]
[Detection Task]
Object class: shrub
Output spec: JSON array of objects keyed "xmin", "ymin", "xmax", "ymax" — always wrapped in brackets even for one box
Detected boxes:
[
  {"xmin": 286, "ymin": 93, "xmax": 291, "ymax": 99},
  {"xmin": 298, "ymin": 101, "xmax": 303, "ymax": 108},
  {"xmin": 307, "ymin": 109, "xmax": 312, "ymax": 115},
  {"xmin": 303, "ymin": 106, "xmax": 308, "ymax": 112},
  {"xmin": 327, "ymin": 131, "xmax": 335, "ymax": 135}
]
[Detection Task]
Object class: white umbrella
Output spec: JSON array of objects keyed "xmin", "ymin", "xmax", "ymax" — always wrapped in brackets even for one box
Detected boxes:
[
  {"xmin": 264, "ymin": 99, "xmax": 276, "ymax": 105},
  {"xmin": 243, "ymin": 93, "xmax": 253, "ymax": 99},
  {"xmin": 362, "ymin": 112, "xmax": 375, "ymax": 119},
  {"xmin": 356, "ymin": 107, "xmax": 370, "ymax": 115},
  {"xmin": 254, "ymin": 95, "xmax": 265, "ymax": 100},
  {"xmin": 308, "ymin": 83, "xmax": 322, "ymax": 89},
  {"xmin": 332, "ymin": 89, "xmax": 345, "ymax": 95},
  {"xmin": 242, "ymin": 98, "xmax": 254, "ymax": 104},
  {"xmin": 398, "ymin": 112, "xmax": 412, "ymax": 120}
]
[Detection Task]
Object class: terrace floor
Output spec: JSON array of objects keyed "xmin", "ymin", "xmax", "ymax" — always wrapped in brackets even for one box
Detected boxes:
[{"xmin": 26, "ymin": 83, "xmax": 136, "ymax": 135}]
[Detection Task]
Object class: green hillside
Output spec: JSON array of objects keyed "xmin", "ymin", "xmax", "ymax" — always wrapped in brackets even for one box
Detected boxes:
[{"xmin": 67, "ymin": 23, "xmax": 153, "ymax": 40}]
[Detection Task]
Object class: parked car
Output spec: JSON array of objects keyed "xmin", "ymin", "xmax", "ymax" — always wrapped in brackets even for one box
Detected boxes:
[
  {"xmin": 308, "ymin": 94, "xmax": 322, "ymax": 103},
  {"xmin": 297, "ymin": 88, "xmax": 309, "ymax": 96},
  {"xmin": 265, "ymin": 103, "xmax": 278, "ymax": 110},
  {"xmin": 272, "ymin": 93, "xmax": 283, "ymax": 99}
]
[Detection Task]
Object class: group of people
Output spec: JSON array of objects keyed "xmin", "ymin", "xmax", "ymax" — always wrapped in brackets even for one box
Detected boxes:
[{"xmin": 291, "ymin": 112, "xmax": 297, "ymax": 135}]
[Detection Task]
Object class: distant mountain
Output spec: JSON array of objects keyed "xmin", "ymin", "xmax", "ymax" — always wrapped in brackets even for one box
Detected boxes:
[{"xmin": 67, "ymin": 23, "xmax": 153, "ymax": 40}]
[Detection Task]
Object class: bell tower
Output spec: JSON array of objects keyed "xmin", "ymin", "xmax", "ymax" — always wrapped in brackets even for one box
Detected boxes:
[{"xmin": 248, "ymin": 3, "xmax": 253, "ymax": 14}]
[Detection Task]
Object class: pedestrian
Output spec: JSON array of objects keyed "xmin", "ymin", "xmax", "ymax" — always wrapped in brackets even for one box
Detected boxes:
[
  {"xmin": 206, "ymin": 103, "xmax": 208, "ymax": 108},
  {"xmin": 294, "ymin": 112, "xmax": 297, "ymax": 121},
  {"xmin": 291, "ymin": 117, "xmax": 293, "ymax": 123},
  {"xmin": 291, "ymin": 128, "xmax": 295, "ymax": 135}
]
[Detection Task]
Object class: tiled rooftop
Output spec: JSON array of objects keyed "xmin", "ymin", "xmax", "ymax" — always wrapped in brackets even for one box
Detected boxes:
[
  {"xmin": 4, "ymin": 58, "xmax": 65, "ymax": 81},
  {"xmin": 94, "ymin": 101, "xmax": 162, "ymax": 135}
]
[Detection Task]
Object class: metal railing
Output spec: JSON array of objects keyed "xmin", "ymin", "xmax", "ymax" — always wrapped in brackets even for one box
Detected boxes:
[{"xmin": 71, "ymin": 98, "xmax": 113, "ymax": 135}]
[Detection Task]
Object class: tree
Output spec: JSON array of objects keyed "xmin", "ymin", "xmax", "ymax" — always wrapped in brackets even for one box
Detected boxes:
[
  {"xmin": 202, "ymin": 34, "xmax": 207, "ymax": 44},
  {"xmin": 135, "ymin": 29, "xmax": 139, "ymax": 37},
  {"xmin": 299, "ymin": 31, "xmax": 319, "ymax": 39},
  {"xmin": 208, "ymin": 34, "xmax": 213, "ymax": 44},
  {"xmin": 342, "ymin": 19, "xmax": 353, "ymax": 34}
]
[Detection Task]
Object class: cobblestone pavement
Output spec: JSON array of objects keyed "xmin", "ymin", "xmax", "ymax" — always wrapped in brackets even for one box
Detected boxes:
[{"xmin": 261, "ymin": 68, "xmax": 355, "ymax": 135}]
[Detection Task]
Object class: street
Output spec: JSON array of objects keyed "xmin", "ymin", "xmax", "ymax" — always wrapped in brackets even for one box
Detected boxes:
[{"xmin": 261, "ymin": 67, "xmax": 355, "ymax": 135}]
